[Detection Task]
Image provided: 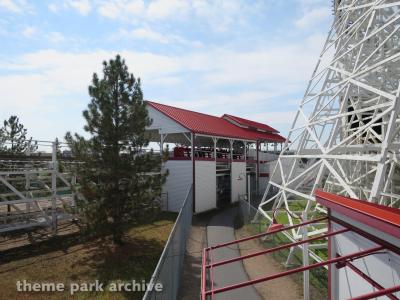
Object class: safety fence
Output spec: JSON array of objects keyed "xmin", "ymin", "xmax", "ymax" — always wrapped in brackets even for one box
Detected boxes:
[
  {"xmin": 237, "ymin": 199, "xmax": 328, "ymax": 299},
  {"xmin": 143, "ymin": 184, "xmax": 193, "ymax": 300}
]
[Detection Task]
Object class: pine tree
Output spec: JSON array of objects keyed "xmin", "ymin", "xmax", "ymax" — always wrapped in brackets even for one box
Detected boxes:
[
  {"xmin": 66, "ymin": 55, "xmax": 167, "ymax": 245},
  {"xmin": 0, "ymin": 127, "xmax": 5, "ymax": 153},
  {"xmin": 0, "ymin": 116, "xmax": 37, "ymax": 154}
]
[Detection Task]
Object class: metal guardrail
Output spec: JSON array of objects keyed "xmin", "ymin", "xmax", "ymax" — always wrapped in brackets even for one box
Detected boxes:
[{"xmin": 143, "ymin": 184, "xmax": 193, "ymax": 299}]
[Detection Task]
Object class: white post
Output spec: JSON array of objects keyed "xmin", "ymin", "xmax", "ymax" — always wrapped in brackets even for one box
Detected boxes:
[
  {"xmin": 51, "ymin": 139, "xmax": 58, "ymax": 234},
  {"xmin": 302, "ymin": 211, "xmax": 309, "ymax": 300},
  {"xmin": 229, "ymin": 139, "xmax": 233, "ymax": 160},
  {"xmin": 247, "ymin": 174, "xmax": 251, "ymax": 219},
  {"xmin": 25, "ymin": 141, "xmax": 31, "ymax": 215},
  {"xmin": 160, "ymin": 133, "xmax": 165, "ymax": 156},
  {"xmin": 191, "ymin": 133, "xmax": 194, "ymax": 159},
  {"xmin": 213, "ymin": 137, "xmax": 217, "ymax": 160},
  {"xmin": 244, "ymin": 141, "xmax": 247, "ymax": 163}
]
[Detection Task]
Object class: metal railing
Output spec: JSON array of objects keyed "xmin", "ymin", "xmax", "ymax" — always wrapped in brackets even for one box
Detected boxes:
[
  {"xmin": 143, "ymin": 184, "xmax": 193, "ymax": 299},
  {"xmin": 237, "ymin": 199, "xmax": 329, "ymax": 299},
  {"xmin": 0, "ymin": 139, "xmax": 78, "ymax": 234}
]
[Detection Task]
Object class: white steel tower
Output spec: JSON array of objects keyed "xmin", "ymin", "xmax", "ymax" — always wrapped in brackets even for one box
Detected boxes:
[{"xmin": 258, "ymin": 0, "xmax": 400, "ymax": 257}]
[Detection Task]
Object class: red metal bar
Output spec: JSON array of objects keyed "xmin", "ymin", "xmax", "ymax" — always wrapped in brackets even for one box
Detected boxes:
[
  {"xmin": 201, "ymin": 248, "xmax": 207, "ymax": 300},
  {"xmin": 209, "ymin": 248, "xmax": 215, "ymax": 300},
  {"xmin": 331, "ymin": 216, "xmax": 400, "ymax": 256},
  {"xmin": 349, "ymin": 284, "xmax": 400, "ymax": 300},
  {"xmin": 206, "ymin": 216, "xmax": 327, "ymax": 250},
  {"xmin": 344, "ymin": 259, "xmax": 399, "ymax": 300},
  {"xmin": 206, "ymin": 228, "xmax": 349, "ymax": 269},
  {"xmin": 204, "ymin": 245, "xmax": 384, "ymax": 296},
  {"xmin": 328, "ymin": 211, "xmax": 332, "ymax": 300}
]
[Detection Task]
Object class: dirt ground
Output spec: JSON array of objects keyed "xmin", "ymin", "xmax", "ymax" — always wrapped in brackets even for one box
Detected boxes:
[
  {"xmin": 0, "ymin": 214, "xmax": 176, "ymax": 300},
  {"xmin": 235, "ymin": 227, "xmax": 303, "ymax": 300}
]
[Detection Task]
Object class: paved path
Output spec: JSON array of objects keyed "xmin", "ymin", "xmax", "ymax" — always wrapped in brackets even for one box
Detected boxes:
[{"xmin": 207, "ymin": 206, "xmax": 261, "ymax": 300}]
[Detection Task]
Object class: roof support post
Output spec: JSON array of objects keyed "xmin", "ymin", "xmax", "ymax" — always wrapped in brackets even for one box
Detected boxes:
[
  {"xmin": 191, "ymin": 132, "xmax": 195, "ymax": 213},
  {"xmin": 256, "ymin": 141, "xmax": 260, "ymax": 194},
  {"xmin": 51, "ymin": 139, "xmax": 58, "ymax": 235},
  {"xmin": 302, "ymin": 211, "xmax": 310, "ymax": 300},
  {"xmin": 244, "ymin": 141, "xmax": 247, "ymax": 164},
  {"xmin": 229, "ymin": 139, "xmax": 233, "ymax": 161},
  {"xmin": 212, "ymin": 137, "xmax": 217, "ymax": 160},
  {"xmin": 160, "ymin": 133, "xmax": 168, "ymax": 156},
  {"xmin": 182, "ymin": 132, "xmax": 192, "ymax": 144}
]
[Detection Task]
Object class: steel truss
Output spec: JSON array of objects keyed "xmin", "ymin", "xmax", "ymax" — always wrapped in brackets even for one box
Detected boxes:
[
  {"xmin": 0, "ymin": 140, "xmax": 77, "ymax": 234},
  {"xmin": 259, "ymin": 0, "xmax": 400, "ymax": 262}
]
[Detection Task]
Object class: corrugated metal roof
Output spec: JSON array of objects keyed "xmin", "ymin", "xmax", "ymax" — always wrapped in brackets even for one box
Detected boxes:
[
  {"xmin": 222, "ymin": 114, "xmax": 279, "ymax": 133},
  {"xmin": 146, "ymin": 101, "xmax": 286, "ymax": 142}
]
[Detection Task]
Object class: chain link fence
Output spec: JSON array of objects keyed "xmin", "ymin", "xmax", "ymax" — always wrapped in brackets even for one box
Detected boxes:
[{"xmin": 143, "ymin": 184, "xmax": 193, "ymax": 300}]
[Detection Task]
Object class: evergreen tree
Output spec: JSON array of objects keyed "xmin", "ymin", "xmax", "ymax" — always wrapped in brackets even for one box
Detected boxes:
[
  {"xmin": 0, "ymin": 127, "xmax": 5, "ymax": 153},
  {"xmin": 66, "ymin": 55, "xmax": 167, "ymax": 245},
  {"xmin": 0, "ymin": 116, "xmax": 37, "ymax": 154}
]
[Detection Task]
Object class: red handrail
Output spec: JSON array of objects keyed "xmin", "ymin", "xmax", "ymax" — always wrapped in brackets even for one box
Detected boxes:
[
  {"xmin": 206, "ymin": 228, "xmax": 349, "ymax": 269},
  {"xmin": 349, "ymin": 284, "xmax": 400, "ymax": 300},
  {"xmin": 203, "ymin": 245, "xmax": 384, "ymax": 297},
  {"xmin": 206, "ymin": 216, "xmax": 327, "ymax": 250}
]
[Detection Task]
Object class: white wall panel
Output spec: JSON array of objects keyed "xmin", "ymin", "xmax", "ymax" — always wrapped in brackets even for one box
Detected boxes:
[
  {"xmin": 163, "ymin": 160, "xmax": 192, "ymax": 212},
  {"xmin": 195, "ymin": 161, "xmax": 216, "ymax": 213},
  {"xmin": 147, "ymin": 105, "xmax": 187, "ymax": 134},
  {"xmin": 332, "ymin": 222, "xmax": 400, "ymax": 300},
  {"xmin": 231, "ymin": 162, "xmax": 246, "ymax": 202}
]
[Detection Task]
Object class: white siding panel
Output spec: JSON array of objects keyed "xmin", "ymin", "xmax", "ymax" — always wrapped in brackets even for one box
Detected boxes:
[
  {"xmin": 163, "ymin": 160, "xmax": 193, "ymax": 212},
  {"xmin": 231, "ymin": 162, "xmax": 246, "ymax": 202},
  {"xmin": 195, "ymin": 161, "xmax": 216, "ymax": 213},
  {"xmin": 147, "ymin": 105, "xmax": 188, "ymax": 134},
  {"xmin": 332, "ymin": 221, "xmax": 400, "ymax": 300}
]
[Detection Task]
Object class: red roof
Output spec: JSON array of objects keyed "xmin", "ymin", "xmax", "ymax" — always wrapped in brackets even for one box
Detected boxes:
[
  {"xmin": 147, "ymin": 101, "xmax": 286, "ymax": 142},
  {"xmin": 222, "ymin": 114, "xmax": 279, "ymax": 133},
  {"xmin": 316, "ymin": 190, "xmax": 400, "ymax": 238}
]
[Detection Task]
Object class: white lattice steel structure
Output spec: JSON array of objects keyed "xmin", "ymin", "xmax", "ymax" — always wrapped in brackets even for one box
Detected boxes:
[
  {"xmin": 0, "ymin": 140, "xmax": 77, "ymax": 234},
  {"xmin": 259, "ymin": 0, "xmax": 400, "ymax": 260}
]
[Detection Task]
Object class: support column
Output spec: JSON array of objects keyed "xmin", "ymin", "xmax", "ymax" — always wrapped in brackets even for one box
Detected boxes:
[
  {"xmin": 302, "ymin": 211, "xmax": 310, "ymax": 300},
  {"xmin": 213, "ymin": 137, "xmax": 217, "ymax": 160},
  {"xmin": 160, "ymin": 133, "xmax": 166, "ymax": 156},
  {"xmin": 244, "ymin": 141, "xmax": 247, "ymax": 164},
  {"xmin": 256, "ymin": 141, "xmax": 260, "ymax": 195},
  {"xmin": 51, "ymin": 139, "xmax": 58, "ymax": 234},
  {"xmin": 191, "ymin": 132, "xmax": 195, "ymax": 213},
  {"xmin": 229, "ymin": 139, "xmax": 233, "ymax": 160}
]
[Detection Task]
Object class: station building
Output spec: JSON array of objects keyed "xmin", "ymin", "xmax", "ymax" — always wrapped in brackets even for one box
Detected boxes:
[{"xmin": 145, "ymin": 101, "xmax": 286, "ymax": 213}]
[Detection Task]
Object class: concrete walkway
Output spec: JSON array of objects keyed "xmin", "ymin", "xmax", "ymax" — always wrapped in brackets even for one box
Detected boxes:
[{"xmin": 207, "ymin": 206, "xmax": 261, "ymax": 300}]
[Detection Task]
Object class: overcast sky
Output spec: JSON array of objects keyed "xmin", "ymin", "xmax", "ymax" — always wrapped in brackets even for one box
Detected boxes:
[{"xmin": 0, "ymin": 0, "xmax": 333, "ymax": 141}]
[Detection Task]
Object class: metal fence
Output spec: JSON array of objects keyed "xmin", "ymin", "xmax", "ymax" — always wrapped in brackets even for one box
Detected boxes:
[
  {"xmin": 237, "ymin": 199, "xmax": 329, "ymax": 299},
  {"xmin": 0, "ymin": 139, "xmax": 78, "ymax": 234},
  {"xmin": 143, "ymin": 184, "xmax": 193, "ymax": 300}
]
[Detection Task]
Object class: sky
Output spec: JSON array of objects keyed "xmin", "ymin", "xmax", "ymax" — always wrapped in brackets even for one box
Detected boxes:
[{"xmin": 0, "ymin": 0, "xmax": 333, "ymax": 142}]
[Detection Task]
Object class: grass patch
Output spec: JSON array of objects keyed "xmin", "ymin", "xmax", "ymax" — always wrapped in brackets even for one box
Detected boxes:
[{"xmin": 0, "ymin": 212, "xmax": 177, "ymax": 299}]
